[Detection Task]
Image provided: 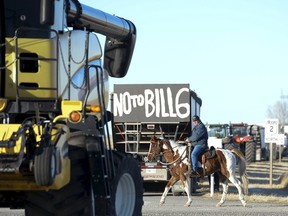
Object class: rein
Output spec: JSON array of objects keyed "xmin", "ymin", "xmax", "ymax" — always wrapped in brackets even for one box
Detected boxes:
[{"xmin": 159, "ymin": 149, "xmax": 186, "ymax": 166}]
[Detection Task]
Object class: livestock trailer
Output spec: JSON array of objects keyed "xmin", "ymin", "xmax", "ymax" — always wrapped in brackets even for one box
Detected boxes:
[{"xmin": 111, "ymin": 83, "xmax": 202, "ymax": 193}]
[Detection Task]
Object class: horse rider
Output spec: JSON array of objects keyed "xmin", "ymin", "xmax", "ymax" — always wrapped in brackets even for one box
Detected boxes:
[{"xmin": 185, "ymin": 115, "xmax": 208, "ymax": 177}]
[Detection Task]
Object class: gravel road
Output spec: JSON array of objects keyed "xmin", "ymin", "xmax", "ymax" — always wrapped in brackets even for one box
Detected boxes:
[
  {"xmin": 142, "ymin": 157, "xmax": 288, "ymax": 216},
  {"xmin": 142, "ymin": 194, "xmax": 288, "ymax": 216}
]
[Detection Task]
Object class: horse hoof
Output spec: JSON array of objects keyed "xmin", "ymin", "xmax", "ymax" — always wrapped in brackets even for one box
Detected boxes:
[
  {"xmin": 159, "ymin": 201, "xmax": 165, "ymax": 206},
  {"xmin": 216, "ymin": 202, "xmax": 223, "ymax": 207},
  {"xmin": 184, "ymin": 200, "xmax": 192, "ymax": 207},
  {"xmin": 242, "ymin": 202, "xmax": 247, "ymax": 207}
]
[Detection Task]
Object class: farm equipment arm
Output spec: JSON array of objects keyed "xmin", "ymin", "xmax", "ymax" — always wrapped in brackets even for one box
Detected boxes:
[{"xmin": 66, "ymin": 0, "xmax": 136, "ymax": 77}]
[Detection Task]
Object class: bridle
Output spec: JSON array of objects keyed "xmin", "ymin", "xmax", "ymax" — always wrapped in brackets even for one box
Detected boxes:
[
  {"xmin": 149, "ymin": 138, "xmax": 187, "ymax": 166},
  {"xmin": 147, "ymin": 138, "xmax": 161, "ymax": 159},
  {"xmin": 159, "ymin": 146, "xmax": 187, "ymax": 166}
]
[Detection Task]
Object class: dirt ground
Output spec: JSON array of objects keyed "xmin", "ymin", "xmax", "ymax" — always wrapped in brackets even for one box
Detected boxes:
[{"xmin": 198, "ymin": 157, "xmax": 288, "ymax": 203}]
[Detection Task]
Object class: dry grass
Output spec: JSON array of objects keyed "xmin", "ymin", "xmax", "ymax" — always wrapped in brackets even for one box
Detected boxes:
[{"xmin": 247, "ymin": 193, "xmax": 288, "ymax": 203}]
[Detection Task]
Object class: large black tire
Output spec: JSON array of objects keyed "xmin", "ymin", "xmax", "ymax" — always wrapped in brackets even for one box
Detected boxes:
[
  {"xmin": 25, "ymin": 146, "xmax": 143, "ymax": 216},
  {"xmin": 261, "ymin": 148, "xmax": 269, "ymax": 161},
  {"xmin": 245, "ymin": 142, "xmax": 256, "ymax": 163},
  {"xmin": 223, "ymin": 142, "xmax": 239, "ymax": 150},
  {"xmin": 282, "ymin": 146, "xmax": 288, "ymax": 158},
  {"xmin": 110, "ymin": 151, "xmax": 143, "ymax": 216}
]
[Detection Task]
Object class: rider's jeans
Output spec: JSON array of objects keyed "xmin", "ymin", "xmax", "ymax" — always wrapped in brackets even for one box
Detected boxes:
[{"xmin": 191, "ymin": 144, "xmax": 206, "ymax": 171}]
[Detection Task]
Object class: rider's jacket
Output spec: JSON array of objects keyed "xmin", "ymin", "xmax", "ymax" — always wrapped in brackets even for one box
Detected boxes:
[{"xmin": 187, "ymin": 121, "xmax": 208, "ymax": 147}]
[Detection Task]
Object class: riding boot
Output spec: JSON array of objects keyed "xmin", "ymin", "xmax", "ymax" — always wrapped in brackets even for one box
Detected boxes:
[
  {"xmin": 190, "ymin": 170, "xmax": 200, "ymax": 178},
  {"xmin": 196, "ymin": 168, "xmax": 204, "ymax": 177}
]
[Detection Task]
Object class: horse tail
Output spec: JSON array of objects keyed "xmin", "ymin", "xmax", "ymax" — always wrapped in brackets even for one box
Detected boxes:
[{"xmin": 230, "ymin": 148, "xmax": 249, "ymax": 195}]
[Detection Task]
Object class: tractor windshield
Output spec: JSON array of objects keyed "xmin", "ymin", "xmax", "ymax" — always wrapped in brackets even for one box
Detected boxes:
[
  {"xmin": 208, "ymin": 125, "xmax": 228, "ymax": 138},
  {"xmin": 231, "ymin": 126, "xmax": 248, "ymax": 136}
]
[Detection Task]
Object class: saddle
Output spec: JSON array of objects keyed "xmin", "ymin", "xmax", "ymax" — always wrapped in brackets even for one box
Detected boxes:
[
  {"xmin": 186, "ymin": 146, "xmax": 217, "ymax": 178},
  {"xmin": 187, "ymin": 145, "xmax": 216, "ymax": 163},
  {"xmin": 200, "ymin": 146, "xmax": 216, "ymax": 164}
]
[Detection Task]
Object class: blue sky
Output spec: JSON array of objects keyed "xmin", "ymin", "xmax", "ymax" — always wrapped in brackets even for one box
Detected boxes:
[{"xmin": 83, "ymin": 0, "xmax": 288, "ymax": 125}]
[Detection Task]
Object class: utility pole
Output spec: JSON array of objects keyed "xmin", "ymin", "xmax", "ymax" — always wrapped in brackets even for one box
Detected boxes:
[
  {"xmin": 279, "ymin": 90, "xmax": 288, "ymax": 163},
  {"xmin": 280, "ymin": 90, "xmax": 288, "ymax": 126}
]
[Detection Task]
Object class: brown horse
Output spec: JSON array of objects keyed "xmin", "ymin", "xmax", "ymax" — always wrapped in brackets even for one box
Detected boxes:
[{"xmin": 147, "ymin": 136, "xmax": 249, "ymax": 207}]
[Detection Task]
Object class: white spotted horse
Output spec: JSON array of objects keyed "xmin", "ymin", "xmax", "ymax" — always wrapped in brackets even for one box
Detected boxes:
[{"xmin": 147, "ymin": 136, "xmax": 249, "ymax": 207}]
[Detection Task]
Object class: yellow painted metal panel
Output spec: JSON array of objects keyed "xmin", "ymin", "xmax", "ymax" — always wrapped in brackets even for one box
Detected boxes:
[
  {"xmin": 0, "ymin": 124, "xmax": 22, "ymax": 153},
  {"xmin": 5, "ymin": 37, "xmax": 57, "ymax": 99},
  {"xmin": 0, "ymin": 124, "xmax": 71, "ymax": 190}
]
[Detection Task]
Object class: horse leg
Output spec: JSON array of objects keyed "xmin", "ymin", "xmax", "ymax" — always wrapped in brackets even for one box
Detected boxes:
[
  {"xmin": 228, "ymin": 175, "xmax": 247, "ymax": 207},
  {"xmin": 183, "ymin": 177, "xmax": 192, "ymax": 207},
  {"xmin": 159, "ymin": 186, "xmax": 170, "ymax": 205},
  {"xmin": 160, "ymin": 176, "xmax": 178, "ymax": 205},
  {"xmin": 216, "ymin": 178, "xmax": 229, "ymax": 207}
]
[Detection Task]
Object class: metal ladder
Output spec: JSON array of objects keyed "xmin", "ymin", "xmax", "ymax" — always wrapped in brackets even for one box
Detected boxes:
[
  {"xmin": 14, "ymin": 27, "xmax": 59, "ymax": 112},
  {"xmin": 124, "ymin": 122, "xmax": 141, "ymax": 153}
]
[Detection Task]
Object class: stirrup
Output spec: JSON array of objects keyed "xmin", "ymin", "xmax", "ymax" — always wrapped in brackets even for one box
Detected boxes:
[{"xmin": 190, "ymin": 170, "xmax": 200, "ymax": 178}]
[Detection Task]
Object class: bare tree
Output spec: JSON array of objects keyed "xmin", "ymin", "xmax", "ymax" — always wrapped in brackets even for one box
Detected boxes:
[{"xmin": 266, "ymin": 100, "xmax": 288, "ymax": 127}]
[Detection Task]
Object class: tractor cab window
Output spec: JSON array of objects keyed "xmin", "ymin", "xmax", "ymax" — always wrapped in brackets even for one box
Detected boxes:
[
  {"xmin": 232, "ymin": 126, "xmax": 248, "ymax": 136},
  {"xmin": 71, "ymin": 59, "xmax": 108, "ymax": 103},
  {"xmin": 208, "ymin": 126, "xmax": 226, "ymax": 138}
]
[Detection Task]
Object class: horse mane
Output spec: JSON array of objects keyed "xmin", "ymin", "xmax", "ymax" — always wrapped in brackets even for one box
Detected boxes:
[
  {"xmin": 160, "ymin": 138, "xmax": 186, "ymax": 153},
  {"xmin": 152, "ymin": 136, "xmax": 174, "ymax": 152},
  {"xmin": 150, "ymin": 136, "xmax": 188, "ymax": 165}
]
